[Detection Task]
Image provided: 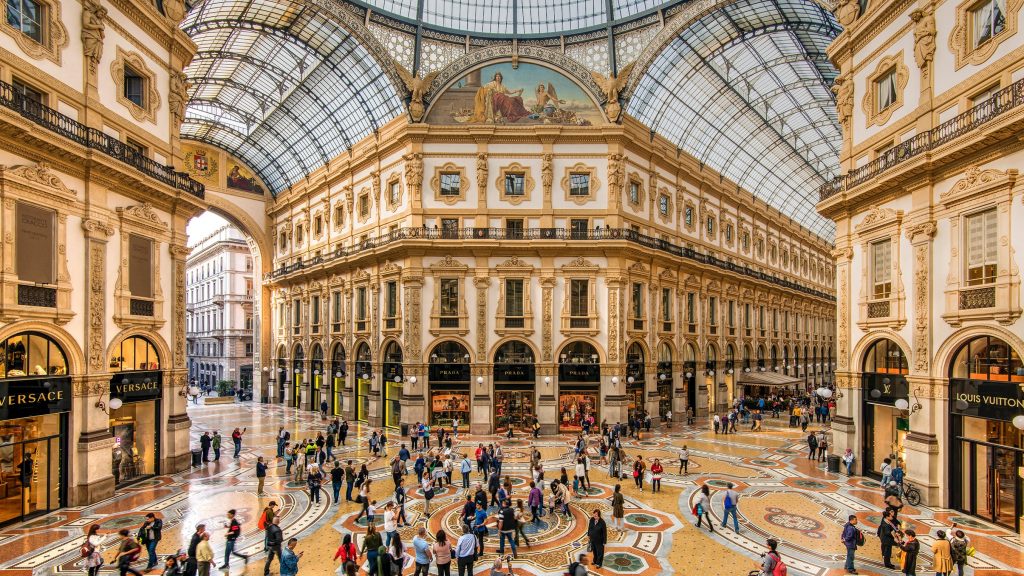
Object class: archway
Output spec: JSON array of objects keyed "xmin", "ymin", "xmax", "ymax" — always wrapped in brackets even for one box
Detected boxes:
[
  {"xmin": 860, "ymin": 338, "xmax": 910, "ymax": 480},
  {"xmin": 656, "ymin": 342, "xmax": 674, "ymax": 419},
  {"xmin": 683, "ymin": 342, "xmax": 697, "ymax": 413},
  {"xmin": 275, "ymin": 344, "xmax": 287, "ymax": 404},
  {"xmin": 330, "ymin": 343, "xmax": 346, "ymax": 416},
  {"xmin": 0, "ymin": 331, "xmax": 71, "ymax": 525},
  {"xmin": 310, "ymin": 343, "xmax": 324, "ymax": 412},
  {"xmin": 493, "ymin": 340, "xmax": 536, "ymax": 433},
  {"xmin": 291, "ymin": 343, "xmax": 304, "ymax": 409},
  {"xmin": 354, "ymin": 342, "xmax": 372, "ymax": 422},
  {"xmin": 948, "ymin": 335, "xmax": 1024, "ymax": 531},
  {"xmin": 626, "ymin": 341, "xmax": 646, "ymax": 421},
  {"xmin": 428, "ymin": 341, "xmax": 471, "ymax": 427},
  {"xmin": 756, "ymin": 345, "xmax": 766, "ymax": 370},
  {"xmin": 382, "ymin": 341, "xmax": 403, "ymax": 428},
  {"xmin": 108, "ymin": 335, "xmax": 163, "ymax": 485},
  {"xmin": 558, "ymin": 340, "xmax": 601, "ymax": 432}
]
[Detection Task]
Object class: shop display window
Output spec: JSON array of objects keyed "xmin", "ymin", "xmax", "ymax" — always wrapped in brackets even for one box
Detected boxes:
[{"xmin": 431, "ymin": 391, "xmax": 469, "ymax": 427}]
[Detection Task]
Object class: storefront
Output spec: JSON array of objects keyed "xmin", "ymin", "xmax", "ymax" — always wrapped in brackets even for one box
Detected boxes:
[
  {"xmin": 310, "ymin": 345, "xmax": 324, "ymax": 412},
  {"xmin": 0, "ymin": 332, "xmax": 70, "ymax": 526},
  {"xmin": 382, "ymin": 342, "xmax": 403, "ymax": 429},
  {"xmin": 108, "ymin": 336, "xmax": 162, "ymax": 486},
  {"xmin": 684, "ymin": 344, "xmax": 697, "ymax": 413},
  {"xmin": 949, "ymin": 335, "xmax": 1024, "ymax": 532},
  {"xmin": 626, "ymin": 342, "xmax": 645, "ymax": 421},
  {"xmin": 558, "ymin": 341, "xmax": 600, "ymax": 431},
  {"xmin": 493, "ymin": 341, "xmax": 535, "ymax": 433},
  {"xmin": 860, "ymin": 339, "xmax": 909, "ymax": 479},
  {"xmin": 330, "ymin": 344, "xmax": 345, "ymax": 416},
  {"xmin": 428, "ymin": 341, "xmax": 470, "ymax": 427},
  {"xmin": 292, "ymin": 345, "xmax": 304, "ymax": 409},
  {"xmin": 354, "ymin": 343, "xmax": 372, "ymax": 422},
  {"xmin": 276, "ymin": 357, "xmax": 287, "ymax": 404}
]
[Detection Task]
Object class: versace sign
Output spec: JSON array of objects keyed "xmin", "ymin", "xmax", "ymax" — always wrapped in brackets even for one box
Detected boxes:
[
  {"xmin": 950, "ymin": 379, "xmax": 1024, "ymax": 423},
  {"xmin": 110, "ymin": 371, "xmax": 162, "ymax": 402},
  {"xmin": 0, "ymin": 376, "xmax": 72, "ymax": 420}
]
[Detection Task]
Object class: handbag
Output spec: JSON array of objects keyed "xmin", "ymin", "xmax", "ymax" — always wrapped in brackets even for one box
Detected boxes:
[{"xmin": 966, "ymin": 546, "xmax": 976, "ymax": 557}]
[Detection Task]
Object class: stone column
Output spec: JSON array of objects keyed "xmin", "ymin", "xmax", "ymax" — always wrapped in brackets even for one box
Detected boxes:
[
  {"xmin": 367, "ymin": 285, "xmax": 382, "ymax": 427},
  {"xmin": 903, "ymin": 376, "xmax": 943, "ymax": 505},
  {"xmin": 166, "ymin": 244, "xmax": 194, "ymax": 472},
  {"xmin": 537, "ymin": 365, "xmax": 557, "ymax": 436},
  {"xmin": 471, "ymin": 369, "xmax": 492, "ymax": 435},
  {"xmin": 73, "ymin": 375, "xmax": 115, "ymax": 505},
  {"xmin": 602, "ymin": 371, "xmax": 628, "ymax": 425},
  {"xmin": 830, "ymin": 246, "xmax": 857, "ymax": 463}
]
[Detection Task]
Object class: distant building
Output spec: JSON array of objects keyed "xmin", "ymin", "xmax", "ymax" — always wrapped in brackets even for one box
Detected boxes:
[{"xmin": 186, "ymin": 226, "xmax": 255, "ymax": 395}]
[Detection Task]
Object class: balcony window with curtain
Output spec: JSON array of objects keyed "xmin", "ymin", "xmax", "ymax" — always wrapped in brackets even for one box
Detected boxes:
[{"xmin": 965, "ymin": 208, "xmax": 997, "ymax": 286}]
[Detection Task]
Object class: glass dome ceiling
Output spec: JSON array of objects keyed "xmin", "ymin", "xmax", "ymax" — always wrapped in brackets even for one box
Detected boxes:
[{"xmin": 178, "ymin": 0, "xmax": 841, "ymax": 240}]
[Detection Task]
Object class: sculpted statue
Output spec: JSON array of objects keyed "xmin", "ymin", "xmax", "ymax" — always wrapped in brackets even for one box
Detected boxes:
[
  {"xmin": 394, "ymin": 61, "xmax": 440, "ymax": 122},
  {"xmin": 81, "ymin": 0, "xmax": 107, "ymax": 74},
  {"xmin": 911, "ymin": 8, "xmax": 937, "ymax": 76},
  {"xmin": 403, "ymin": 153, "xmax": 423, "ymax": 194},
  {"xmin": 836, "ymin": 0, "xmax": 859, "ymax": 27},
  {"xmin": 168, "ymin": 71, "xmax": 191, "ymax": 128},
  {"xmin": 589, "ymin": 61, "xmax": 635, "ymax": 122},
  {"xmin": 831, "ymin": 74, "xmax": 853, "ymax": 134}
]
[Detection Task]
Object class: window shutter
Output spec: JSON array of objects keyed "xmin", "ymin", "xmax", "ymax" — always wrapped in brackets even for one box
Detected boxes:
[
  {"xmin": 967, "ymin": 213, "xmax": 984, "ymax": 268},
  {"xmin": 983, "ymin": 209, "xmax": 998, "ymax": 264},
  {"xmin": 873, "ymin": 240, "xmax": 891, "ymax": 284}
]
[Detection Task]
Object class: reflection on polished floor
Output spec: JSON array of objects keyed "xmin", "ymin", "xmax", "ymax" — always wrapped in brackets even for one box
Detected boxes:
[{"xmin": 0, "ymin": 402, "xmax": 1021, "ymax": 576}]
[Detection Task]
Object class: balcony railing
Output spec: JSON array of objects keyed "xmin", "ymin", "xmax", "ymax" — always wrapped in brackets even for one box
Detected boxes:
[
  {"xmin": 270, "ymin": 226, "xmax": 835, "ymax": 302},
  {"xmin": 820, "ymin": 78, "xmax": 1024, "ymax": 201},
  {"xmin": 0, "ymin": 79, "xmax": 204, "ymax": 199}
]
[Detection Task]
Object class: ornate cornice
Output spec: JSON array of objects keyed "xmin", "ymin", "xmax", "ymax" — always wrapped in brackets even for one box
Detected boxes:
[{"xmin": 904, "ymin": 221, "xmax": 936, "ymax": 243}]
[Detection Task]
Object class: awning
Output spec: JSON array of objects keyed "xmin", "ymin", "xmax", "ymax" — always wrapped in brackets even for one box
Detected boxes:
[{"xmin": 736, "ymin": 371, "xmax": 803, "ymax": 387}]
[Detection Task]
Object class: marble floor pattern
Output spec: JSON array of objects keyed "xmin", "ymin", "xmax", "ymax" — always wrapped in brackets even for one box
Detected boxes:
[{"xmin": 1, "ymin": 403, "xmax": 1021, "ymax": 576}]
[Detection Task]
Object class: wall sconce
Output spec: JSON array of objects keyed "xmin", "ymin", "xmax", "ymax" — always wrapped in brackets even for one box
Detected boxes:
[
  {"xmin": 1012, "ymin": 415, "xmax": 1024, "ymax": 430},
  {"xmin": 743, "ymin": 367, "xmax": 750, "ymax": 373},
  {"xmin": 464, "ymin": 353, "xmax": 471, "ymax": 361},
  {"xmin": 626, "ymin": 376, "xmax": 634, "ymax": 384},
  {"xmin": 96, "ymin": 396, "xmax": 123, "ymax": 414},
  {"xmin": 707, "ymin": 370, "xmax": 715, "ymax": 376},
  {"xmin": 335, "ymin": 372, "xmax": 342, "ymax": 378},
  {"xmin": 362, "ymin": 373, "xmax": 369, "ymax": 380},
  {"xmin": 313, "ymin": 369, "xmax": 320, "ymax": 376},
  {"xmin": 409, "ymin": 376, "xmax": 417, "ymax": 385},
  {"xmin": 684, "ymin": 371, "xmax": 692, "ymax": 379},
  {"xmin": 727, "ymin": 369, "xmax": 734, "ymax": 375},
  {"xmin": 611, "ymin": 376, "xmax": 619, "ymax": 387},
  {"xmin": 394, "ymin": 375, "xmax": 402, "ymax": 383},
  {"xmin": 543, "ymin": 376, "xmax": 551, "ymax": 385},
  {"xmin": 476, "ymin": 376, "xmax": 484, "ymax": 385}
]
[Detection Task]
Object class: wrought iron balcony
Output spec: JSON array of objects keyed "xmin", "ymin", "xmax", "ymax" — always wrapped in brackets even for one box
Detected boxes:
[
  {"xmin": 271, "ymin": 226, "xmax": 835, "ymax": 302},
  {"xmin": 820, "ymin": 78, "xmax": 1024, "ymax": 202},
  {"xmin": 0, "ymin": 79, "xmax": 204, "ymax": 199}
]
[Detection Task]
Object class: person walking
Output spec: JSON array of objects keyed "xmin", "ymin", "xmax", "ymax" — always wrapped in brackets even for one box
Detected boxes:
[
  {"xmin": 115, "ymin": 528, "xmax": 144, "ymax": 576},
  {"xmin": 184, "ymin": 524, "xmax": 206, "ymax": 576},
  {"xmin": 232, "ymin": 427, "xmax": 246, "ymax": 458},
  {"xmin": 211, "ymin": 431, "xmax": 222, "ymax": 461},
  {"xmin": 433, "ymin": 530, "xmax": 453, "ymax": 576},
  {"xmin": 587, "ymin": 509, "xmax": 608, "ymax": 569},
  {"xmin": 196, "ymin": 533, "xmax": 214, "ymax": 576},
  {"xmin": 413, "ymin": 526, "xmax": 433, "ymax": 576},
  {"xmin": 395, "ymin": 477, "xmax": 410, "ymax": 527},
  {"xmin": 877, "ymin": 508, "xmax": 901, "ymax": 569},
  {"xmin": 455, "ymin": 525, "xmax": 477, "ymax": 576},
  {"xmin": 328, "ymin": 461, "xmax": 343, "ymax": 504},
  {"xmin": 334, "ymin": 534, "xmax": 358, "ymax": 576},
  {"xmin": 422, "ymin": 474, "xmax": 436, "ymax": 518},
  {"xmin": 308, "ymin": 464, "xmax": 325, "ymax": 505},
  {"xmin": 713, "ymin": 414, "xmax": 721, "ymax": 434},
  {"xmin": 678, "ymin": 446, "xmax": 689, "ymax": 475},
  {"xmin": 496, "ymin": 499, "xmax": 518, "ymax": 558},
  {"xmin": 359, "ymin": 524, "xmax": 383, "ymax": 576},
  {"xmin": 138, "ymin": 512, "xmax": 162, "ymax": 570},
  {"xmin": 932, "ymin": 530, "xmax": 954, "ymax": 576},
  {"xmin": 383, "ymin": 502, "xmax": 399, "ymax": 548},
  {"xmin": 760, "ymin": 539, "xmax": 785, "ymax": 576},
  {"xmin": 720, "ymin": 483, "xmax": 741, "ymax": 532},
  {"xmin": 280, "ymin": 538, "xmax": 302, "ymax": 576},
  {"xmin": 948, "ymin": 525, "xmax": 970, "ymax": 576},
  {"xmin": 264, "ymin": 517, "xmax": 284, "ymax": 576},
  {"xmin": 650, "ymin": 459, "xmax": 664, "ymax": 493},
  {"xmin": 842, "ymin": 448, "xmax": 855, "ymax": 476},
  {"xmin": 899, "ymin": 529, "xmax": 920, "ymax": 576},
  {"xmin": 339, "ymin": 420, "xmax": 349, "ymax": 446},
  {"xmin": 817, "ymin": 430, "xmax": 828, "ymax": 462},
  {"xmin": 220, "ymin": 509, "xmax": 249, "ymax": 568},
  {"xmin": 611, "ymin": 484, "xmax": 625, "ymax": 532},
  {"xmin": 694, "ymin": 485, "xmax": 713, "ymax": 532},
  {"xmin": 277, "ymin": 427, "xmax": 289, "ymax": 458},
  {"xmin": 259, "ymin": 502, "xmax": 278, "ymax": 551},
  {"xmin": 841, "ymin": 515, "xmax": 861, "ymax": 574},
  {"xmin": 82, "ymin": 524, "xmax": 103, "ymax": 576},
  {"xmin": 344, "ymin": 460, "xmax": 356, "ymax": 501},
  {"xmin": 528, "ymin": 481, "xmax": 543, "ymax": 525},
  {"xmin": 632, "ymin": 456, "xmax": 646, "ymax": 492}
]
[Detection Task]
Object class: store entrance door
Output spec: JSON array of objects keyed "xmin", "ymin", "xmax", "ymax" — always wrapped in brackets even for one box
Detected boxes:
[
  {"xmin": 0, "ymin": 435, "xmax": 61, "ymax": 526},
  {"xmin": 957, "ymin": 439, "xmax": 1022, "ymax": 532}
]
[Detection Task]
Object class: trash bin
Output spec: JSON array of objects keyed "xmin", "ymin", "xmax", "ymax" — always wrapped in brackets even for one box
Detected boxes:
[
  {"xmin": 191, "ymin": 449, "xmax": 202, "ymax": 467},
  {"xmin": 400, "ymin": 423, "xmax": 409, "ymax": 438},
  {"xmin": 827, "ymin": 454, "xmax": 841, "ymax": 473}
]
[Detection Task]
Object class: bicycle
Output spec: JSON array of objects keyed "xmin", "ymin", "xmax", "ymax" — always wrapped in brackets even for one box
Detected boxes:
[{"xmin": 903, "ymin": 481, "xmax": 921, "ymax": 506}]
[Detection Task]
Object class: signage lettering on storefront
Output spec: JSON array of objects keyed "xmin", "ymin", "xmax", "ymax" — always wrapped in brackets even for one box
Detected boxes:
[
  {"xmin": 0, "ymin": 377, "xmax": 72, "ymax": 420},
  {"xmin": 109, "ymin": 371, "xmax": 162, "ymax": 402},
  {"xmin": 950, "ymin": 379, "xmax": 1024, "ymax": 422}
]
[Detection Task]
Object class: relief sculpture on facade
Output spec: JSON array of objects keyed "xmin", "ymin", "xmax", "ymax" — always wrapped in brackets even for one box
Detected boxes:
[
  {"xmin": 608, "ymin": 286, "xmax": 618, "ymax": 362},
  {"xmin": 88, "ymin": 242, "xmax": 105, "ymax": 372},
  {"xmin": 913, "ymin": 243, "xmax": 930, "ymax": 373},
  {"xmin": 837, "ymin": 275, "xmax": 849, "ymax": 370},
  {"xmin": 541, "ymin": 279, "xmax": 553, "ymax": 362}
]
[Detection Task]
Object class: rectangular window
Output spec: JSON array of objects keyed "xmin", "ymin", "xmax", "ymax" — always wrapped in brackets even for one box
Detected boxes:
[
  {"xmin": 441, "ymin": 218, "xmax": 459, "ymax": 239},
  {"xmin": 970, "ymin": 84, "xmax": 1001, "ymax": 107},
  {"xmin": 245, "ymin": 342, "xmax": 254, "ymax": 357},
  {"xmin": 708, "ymin": 297, "xmax": 717, "ymax": 325},
  {"xmin": 504, "ymin": 173, "xmax": 525, "ymax": 196},
  {"xmin": 313, "ymin": 215, "xmax": 322, "ymax": 236},
  {"xmin": 389, "ymin": 181, "xmax": 400, "ymax": 205},
  {"xmin": 973, "ymin": 0, "xmax": 1007, "ymax": 47},
  {"xmin": 661, "ymin": 288, "xmax": 671, "ymax": 322},
  {"xmin": 124, "ymin": 65, "xmax": 146, "ymax": 107},
  {"xmin": 279, "ymin": 302, "xmax": 286, "ymax": 326},
  {"xmin": 684, "ymin": 207, "xmax": 693, "ymax": 227},
  {"xmin": 12, "ymin": 78, "xmax": 45, "ymax": 112},
  {"xmin": 295, "ymin": 224, "xmax": 303, "ymax": 244},
  {"xmin": 631, "ymin": 282, "xmax": 643, "ymax": 318},
  {"xmin": 876, "ymin": 67, "xmax": 897, "ymax": 112},
  {"xmin": 505, "ymin": 279, "xmax": 524, "ymax": 318},
  {"xmin": 331, "ymin": 291, "xmax": 342, "ymax": 325},
  {"xmin": 506, "ymin": 218, "xmax": 524, "ymax": 239},
  {"xmin": 15, "ymin": 201, "xmax": 55, "ymax": 284},
  {"xmin": 759, "ymin": 305, "xmax": 765, "ymax": 329},
  {"xmin": 657, "ymin": 195, "xmax": 668, "ymax": 215},
  {"xmin": 570, "ymin": 218, "xmax": 589, "ymax": 239},
  {"xmin": 334, "ymin": 204, "xmax": 344, "ymax": 228},
  {"xmin": 686, "ymin": 292, "xmax": 695, "ymax": 324},
  {"xmin": 725, "ymin": 224, "xmax": 733, "ymax": 242},
  {"xmin": 128, "ymin": 234, "xmax": 153, "ymax": 298},
  {"xmin": 355, "ymin": 287, "xmax": 366, "ymax": 321},
  {"xmin": 570, "ymin": 279, "xmax": 589, "ymax": 317},
  {"xmin": 439, "ymin": 278, "xmax": 459, "ymax": 316},
  {"xmin": 745, "ymin": 303, "xmax": 751, "ymax": 328},
  {"xmin": 311, "ymin": 294, "xmax": 321, "ymax": 328},
  {"xmin": 6, "ymin": 0, "xmax": 42, "ymax": 42},
  {"xmin": 629, "ymin": 181, "xmax": 639, "ymax": 204},
  {"xmin": 292, "ymin": 299, "xmax": 301, "ymax": 326},
  {"xmin": 358, "ymin": 194, "xmax": 369, "ymax": 217},
  {"xmin": 706, "ymin": 216, "xmax": 715, "ymax": 236},
  {"xmin": 385, "ymin": 281, "xmax": 397, "ymax": 318},
  {"xmin": 728, "ymin": 300, "xmax": 735, "ymax": 327},
  {"xmin": 569, "ymin": 173, "xmax": 590, "ymax": 196},
  {"xmin": 439, "ymin": 172, "xmax": 461, "ymax": 196},
  {"xmin": 966, "ymin": 208, "xmax": 998, "ymax": 285},
  {"xmin": 871, "ymin": 239, "xmax": 892, "ymax": 298}
]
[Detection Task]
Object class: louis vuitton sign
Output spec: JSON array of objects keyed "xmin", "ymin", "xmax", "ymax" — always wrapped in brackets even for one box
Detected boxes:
[{"xmin": 950, "ymin": 379, "xmax": 1024, "ymax": 423}]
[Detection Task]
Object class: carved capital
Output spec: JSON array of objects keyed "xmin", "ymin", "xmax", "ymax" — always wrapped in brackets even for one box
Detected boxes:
[
  {"xmin": 905, "ymin": 221, "xmax": 936, "ymax": 243},
  {"xmin": 82, "ymin": 218, "xmax": 115, "ymax": 239}
]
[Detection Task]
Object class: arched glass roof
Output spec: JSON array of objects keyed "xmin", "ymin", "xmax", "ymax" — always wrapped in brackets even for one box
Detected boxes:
[
  {"xmin": 629, "ymin": 0, "xmax": 841, "ymax": 238},
  {"xmin": 352, "ymin": 0, "xmax": 675, "ymax": 36},
  {"xmin": 180, "ymin": 0, "xmax": 403, "ymax": 194}
]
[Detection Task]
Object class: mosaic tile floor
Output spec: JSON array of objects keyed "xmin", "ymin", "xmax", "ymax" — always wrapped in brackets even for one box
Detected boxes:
[{"xmin": 1, "ymin": 404, "xmax": 1021, "ymax": 576}]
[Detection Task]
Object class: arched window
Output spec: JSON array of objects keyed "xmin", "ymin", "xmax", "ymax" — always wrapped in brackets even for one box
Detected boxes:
[
  {"xmin": 495, "ymin": 340, "xmax": 534, "ymax": 364},
  {"xmin": 950, "ymin": 335, "xmax": 1022, "ymax": 381},
  {"xmin": 430, "ymin": 341, "xmax": 470, "ymax": 364},
  {"xmin": 705, "ymin": 344, "xmax": 717, "ymax": 371},
  {"xmin": 559, "ymin": 341, "xmax": 599, "ymax": 364},
  {"xmin": 109, "ymin": 336, "xmax": 159, "ymax": 372},
  {"xmin": 862, "ymin": 339, "xmax": 908, "ymax": 374},
  {"xmin": 0, "ymin": 332, "xmax": 68, "ymax": 378}
]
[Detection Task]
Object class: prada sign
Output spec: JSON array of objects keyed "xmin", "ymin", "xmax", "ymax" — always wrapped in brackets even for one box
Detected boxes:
[
  {"xmin": 558, "ymin": 363, "xmax": 600, "ymax": 383},
  {"xmin": 950, "ymin": 379, "xmax": 1024, "ymax": 423},
  {"xmin": 110, "ymin": 371, "xmax": 162, "ymax": 403},
  {"xmin": 493, "ymin": 363, "xmax": 535, "ymax": 383},
  {"xmin": 429, "ymin": 363, "xmax": 469, "ymax": 383},
  {"xmin": 0, "ymin": 376, "xmax": 72, "ymax": 420},
  {"xmin": 862, "ymin": 373, "xmax": 909, "ymax": 406}
]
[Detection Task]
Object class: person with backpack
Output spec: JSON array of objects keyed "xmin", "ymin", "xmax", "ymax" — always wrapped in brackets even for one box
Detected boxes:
[
  {"xmin": 947, "ymin": 524, "xmax": 971, "ymax": 576},
  {"xmin": 880, "ymin": 457, "xmax": 893, "ymax": 489},
  {"xmin": 138, "ymin": 512, "xmax": 163, "ymax": 569},
  {"xmin": 759, "ymin": 538, "xmax": 787, "ymax": 576},
  {"xmin": 259, "ymin": 502, "xmax": 278, "ymax": 551},
  {"xmin": 841, "ymin": 515, "xmax": 863, "ymax": 574},
  {"xmin": 82, "ymin": 524, "xmax": 103, "ymax": 576},
  {"xmin": 211, "ymin": 431, "xmax": 222, "ymax": 461},
  {"xmin": 221, "ymin": 509, "xmax": 249, "ymax": 568},
  {"xmin": 567, "ymin": 553, "xmax": 590, "ymax": 576},
  {"xmin": 720, "ymin": 483, "xmax": 741, "ymax": 532},
  {"xmin": 807, "ymin": 432, "xmax": 818, "ymax": 460},
  {"xmin": 892, "ymin": 461, "xmax": 906, "ymax": 495},
  {"xmin": 115, "ymin": 528, "xmax": 144, "ymax": 576},
  {"xmin": 694, "ymin": 484, "xmax": 713, "ymax": 532}
]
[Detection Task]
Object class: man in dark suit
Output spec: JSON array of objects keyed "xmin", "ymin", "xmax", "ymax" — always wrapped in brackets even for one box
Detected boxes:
[{"xmin": 264, "ymin": 516, "xmax": 284, "ymax": 576}]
